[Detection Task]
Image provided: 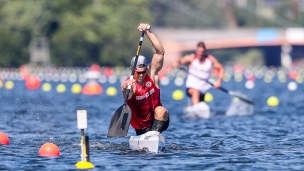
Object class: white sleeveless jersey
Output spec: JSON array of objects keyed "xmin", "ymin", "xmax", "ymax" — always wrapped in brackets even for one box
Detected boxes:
[{"xmin": 186, "ymin": 57, "xmax": 212, "ymax": 93}]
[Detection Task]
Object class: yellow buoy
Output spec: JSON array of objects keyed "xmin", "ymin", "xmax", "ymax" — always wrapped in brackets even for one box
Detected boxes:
[
  {"xmin": 75, "ymin": 161, "xmax": 94, "ymax": 169},
  {"xmin": 0, "ymin": 80, "xmax": 3, "ymax": 88},
  {"xmin": 71, "ymin": 84, "xmax": 82, "ymax": 94},
  {"xmin": 267, "ymin": 96, "xmax": 279, "ymax": 106},
  {"xmin": 233, "ymin": 97, "xmax": 240, "ymax": 102},
  {"xmin": 106, "ymin": 86, "xmax": 117, "ymax": 96},
  {"xmin": 172, "ymin": 90, "xmax": 184, "ymax": 100},
  {"xmin": 204, "ymin": 93, "xmax": 213, "ymax": 102},
  {"xmin": 5, "ymin": 81, "xmax": 14, "ymax": 90},
  {"xmin": 223, "ymin": 73, "xmax": 231, "ymax": 82},
  {"xmin": 56, "ymin": 84, "xmax": 66, "ymax": 93},
  {"xmin": 296, "ymin": 76, "xmax": 303, "ymax": 83},
  {"xmin": 42, "ymin": 83, "xmax": 52, "ymax": 92},
  {"xmin": 234, "ymin": 74, "xmax": 243, "ymax": 82}
]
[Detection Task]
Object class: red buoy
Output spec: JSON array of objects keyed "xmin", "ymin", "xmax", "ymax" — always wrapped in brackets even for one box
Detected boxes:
[
  {"xmin": 82, "ymin": 82, "xmax": 103, "ymax": 95},
  {"xmin": 0, "ymin": 132, "xmax": 10, "ymax": 145},
  {"xmin": 25, "ymin": 75, "xmax": 41, "ymax": 90},
  {"xmin": 39, "ymin": 143, "xmax": 60, "ymax": 157}
]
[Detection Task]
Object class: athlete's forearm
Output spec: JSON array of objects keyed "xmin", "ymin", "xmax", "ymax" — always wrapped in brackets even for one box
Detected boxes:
[
  {"xmin": 146, "ymin": 30, "xmax": 164, "ymax": 55},
  {"xmin": 216, "ymin": 65, "xmax": 224, "ymax": 82}
]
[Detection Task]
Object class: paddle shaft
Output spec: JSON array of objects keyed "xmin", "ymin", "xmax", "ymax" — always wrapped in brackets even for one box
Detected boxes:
[
  {"xmin": 207, "ymin": 80, "xmax": 228, "ymax": 93},
  {"xmin": 124, "ymin": 31, "xmax": 145, "ymax": 104},
  {"xmin": 107, "ymin": 31, "xmax": 146, "ymax": 137},
  {"xmin": 208, "ymin": 80, "xmax": 254, "ymax": 104},
  {"xmin": 179, "ymin": 67, "xmax": 255, "ymax": 104}
]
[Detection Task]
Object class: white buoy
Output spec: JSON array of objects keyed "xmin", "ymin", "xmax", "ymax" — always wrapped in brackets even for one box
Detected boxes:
[
  {"xmin": 98, "ymin": 74, "xmax": 107, "ymax": 83},
  {"xmin": 160, "ymin": 77, "xmax": 170, "ymax": 86},
  {"xmin": 245, "ymin": 80, "xmax": 255, "ymax": 89},
  {"xmin": 78, "ymin": 74, "xmax": 87, "ymax": 83},
  {"xmin": 52, "ymin": 74, "xmax": 60, "ymax": 82},
  {"xmin": 174, "ymin": 77, "xmax": 184, "ymax": 86},
  {"xmin": 60, "ymin": 73, "xmax": 68, "ymax": 82},
  {"xmin": 287, "ymin": 81, "xmax": 297, "ymax": 91},
  {"xmin": 119, "ymin": 76, "xmax": 128, "ymax": 83},
  {"xmin": 69, "ymin": 73, "xmax": 77, "ymax": 83},
  {"xmin": 108, "ymin": 75, "xmax": 117, "ymax": 84}
]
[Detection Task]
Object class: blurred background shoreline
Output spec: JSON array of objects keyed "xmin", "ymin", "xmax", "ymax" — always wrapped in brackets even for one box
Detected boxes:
[{"xmin": 0, "ymin": 0, "xmax": 304, "ymax": 69}]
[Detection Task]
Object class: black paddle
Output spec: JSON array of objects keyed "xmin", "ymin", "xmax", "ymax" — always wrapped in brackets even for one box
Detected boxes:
[
  {"xmin": 179, "ymin": 67, "xmax": 255, "ymax": 105},
  {"xmin": 107, "ymin": 31, "xmax": 145, "ymax": 137}
]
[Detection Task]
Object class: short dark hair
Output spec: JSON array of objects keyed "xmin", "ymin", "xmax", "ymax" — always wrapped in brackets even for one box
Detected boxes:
[{"xmin": 197, "ymin": 42, "xmax": 206, "ymax": 50}]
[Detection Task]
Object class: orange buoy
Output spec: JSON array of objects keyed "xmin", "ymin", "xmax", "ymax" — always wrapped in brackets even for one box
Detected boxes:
[
  {"xmin": 82, "ymin": 82, "xmax": 103, "ymax": 95},
  {"xmin": 39, "ymin": 143, "xmax": 60, "ymax": 157},
  {"xmin": 0, "ymin": 132, "xmax": 10, "ymax": 145}
]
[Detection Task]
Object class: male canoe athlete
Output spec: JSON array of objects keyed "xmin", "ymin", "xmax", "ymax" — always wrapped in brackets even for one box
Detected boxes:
[
  {"xmin": 172, "ymin": 41, "xmax": 224, "ymax": 105},
  {"xmin": 121, "ymin": 23, "xmax": 169, "ymax": 136}
]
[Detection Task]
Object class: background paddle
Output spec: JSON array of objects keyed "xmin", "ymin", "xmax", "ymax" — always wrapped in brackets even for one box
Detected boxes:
[
  {"xmin": 179, "ymin": 67, "xmax": 255, "ymax": 105},
  {"xmin": 107, "ymin": 31, "xmax": 145, "ymax": 137}
]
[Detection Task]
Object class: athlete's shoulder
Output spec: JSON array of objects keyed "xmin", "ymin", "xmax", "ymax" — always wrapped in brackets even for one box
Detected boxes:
[
  {"xmin": 206, "ymin": 54, "xmax": 217, "ymax": 61},
  {"xmin": 184, "ymin": 53, "xmax": 195, "ymax": 60}
]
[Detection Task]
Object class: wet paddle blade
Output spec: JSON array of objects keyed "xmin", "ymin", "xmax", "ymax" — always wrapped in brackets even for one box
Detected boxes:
[
  {"xmin": 107, "ymin": 104, "xmax": 132, "ymax": 137},
  {"xmin": 226, "ymin": 97, "xmax": 254, "ymax": 116},
  {"xmin": 228, "ymin": 91, "xmax": 255, "ymax": 105}
]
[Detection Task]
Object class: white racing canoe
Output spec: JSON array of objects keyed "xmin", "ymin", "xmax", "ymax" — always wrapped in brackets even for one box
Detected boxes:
[
  {"xmin": 183, "ymin": 101, "xmax": 211, "ymax": 119},
  {"xmin": 129, "ymin": 131, "xmax": 165, "ymax": 153}
]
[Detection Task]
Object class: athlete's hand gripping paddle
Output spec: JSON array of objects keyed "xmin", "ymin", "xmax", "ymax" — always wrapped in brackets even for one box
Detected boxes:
[{"xmin": 107, "ymin": 31, "xmax": 145, "ymax": 137}]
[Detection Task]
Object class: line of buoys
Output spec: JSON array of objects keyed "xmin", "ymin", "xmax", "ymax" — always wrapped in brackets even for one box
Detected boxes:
[
  {"xmin": 0, "ymin": 132, "xmax": 10, "ymax": 145},
  {"xmin": 39, "ymin": 142, "xmax": 60, "ymax": 157},
  {"xmin": 5, "ymin": 64, "xmax": 304, "ymax": 84},
  {"xmin": 3, "ymin": 65, "xmax": 304, "ymax": 87}
]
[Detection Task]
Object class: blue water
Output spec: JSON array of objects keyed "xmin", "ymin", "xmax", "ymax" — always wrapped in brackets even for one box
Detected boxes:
[{"xmin": 1, "ymin": 75, "xmax": 304, "ymax": 171}]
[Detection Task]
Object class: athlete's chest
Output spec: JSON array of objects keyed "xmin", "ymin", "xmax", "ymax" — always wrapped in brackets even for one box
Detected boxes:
[
  {"xmin": 135, "ymin": 80, "xmax": 154, "ymax": 95},
  {"xmin": 191, "ymin": 58, "xmax": 212, "ymax": 72}
]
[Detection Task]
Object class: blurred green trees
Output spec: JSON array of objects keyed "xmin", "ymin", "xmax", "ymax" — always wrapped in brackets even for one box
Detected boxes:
[
  {"xmin": 0, "ymin": 0, "xmax": 152, "ymax": 67},
  {"xmin": 0, "ymin": 0, "xmax": 302, "ymax": 67}
]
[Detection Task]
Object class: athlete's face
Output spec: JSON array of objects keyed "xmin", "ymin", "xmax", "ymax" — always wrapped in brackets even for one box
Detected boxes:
[
  {"xmin": 134, "ymin": 70, "xmax": 147, "ymax": 83},
  {"xmin": 195, "ymin": 47, "xmax": 205, "ymax": 59},
  {"xmin": 130, "ymin": 67, "xmax": 147, "ymax": 83}
]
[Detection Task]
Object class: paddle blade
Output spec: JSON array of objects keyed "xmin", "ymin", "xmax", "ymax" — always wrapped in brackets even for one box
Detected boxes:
[
  {"xmin": 228, "ymin": 91, "xmax": 255, "ymax": 105},
  {"xmin": 107, "ymin": 104, "xmax": 132, "ymax": 137}
]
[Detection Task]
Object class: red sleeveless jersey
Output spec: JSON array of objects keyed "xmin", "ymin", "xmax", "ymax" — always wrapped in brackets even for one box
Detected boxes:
[{"xmin": 126, "ymin": 75, "xmax": 162, "ymax": 129}]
